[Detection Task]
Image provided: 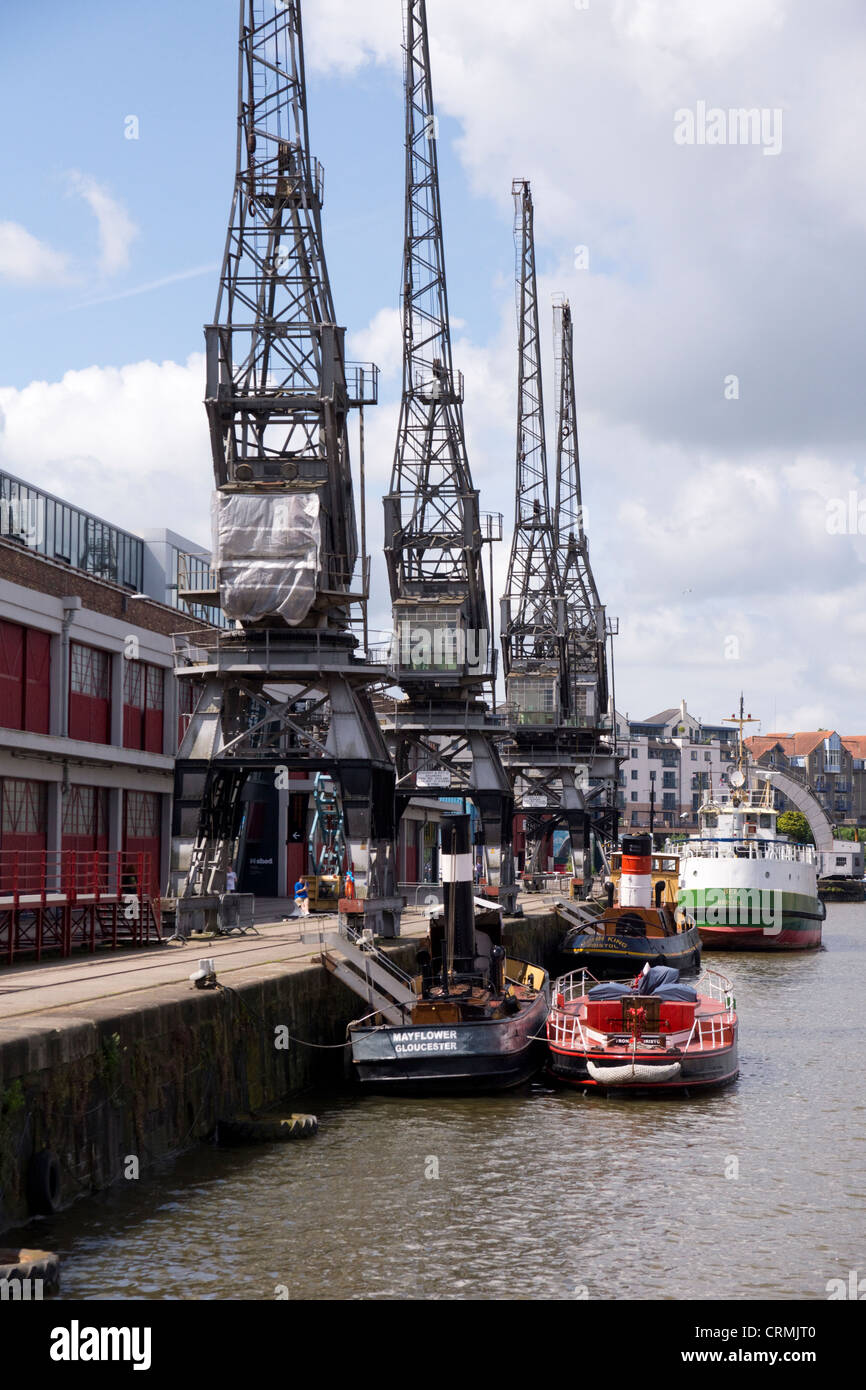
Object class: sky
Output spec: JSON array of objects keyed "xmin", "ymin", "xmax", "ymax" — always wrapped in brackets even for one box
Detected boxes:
[{"xmin": 1, "ymin": 0, "xmax": 865, "ymax": 734}]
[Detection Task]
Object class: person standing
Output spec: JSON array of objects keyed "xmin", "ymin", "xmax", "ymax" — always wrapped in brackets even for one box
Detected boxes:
[
  {"xmin": 226, "ymin": 866, "xmax": 238, "ymax": 893},
  {"xmin": 294, "ymin": 877, "xmax": 309, "ymax": 916}
]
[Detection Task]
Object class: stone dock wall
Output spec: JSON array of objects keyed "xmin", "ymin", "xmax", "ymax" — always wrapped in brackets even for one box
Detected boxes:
[{"xmin": 0, "ymin": 909, "xmax": 560, "ymax": 1233}]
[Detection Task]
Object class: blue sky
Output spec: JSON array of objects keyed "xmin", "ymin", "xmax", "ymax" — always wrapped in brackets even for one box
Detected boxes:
[
  {"xmin": 2, "ymin": 0, "xmax": 866, "ymax": 732},
  {"xmin": 0, "ymin": 0, "xmax": 516, "ymax": 389}
]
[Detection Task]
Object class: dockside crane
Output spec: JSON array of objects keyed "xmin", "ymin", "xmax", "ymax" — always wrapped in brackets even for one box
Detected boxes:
[
  {"xmin": 553, "ymin": 297, "xmax": 620, "ymax": 849},
  {"xmin": 170, "ymin": 0, "xmax": 401, "ymax": 936},
  {"xmin": 500, "ymin": 182, "xmax": 618, "ymax": 888},
  {"xmin": 381, "ymin": 0, "xmax": 517, "ymax": 912},
  {"xmin": 553, "ymin": 296, "xmax": 609, "ymax": 721}
]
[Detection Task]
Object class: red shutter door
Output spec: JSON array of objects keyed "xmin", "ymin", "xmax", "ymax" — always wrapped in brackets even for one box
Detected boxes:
[
  {"xmin": 405, "ymin": 840, "xmax": 418, "ymax": 883},
  {"xmin": 24, "ymin": 628, "xmax": 51, "ymax": 734},
  {"xmin": 143, "ymin": 665, "xmax": 164, "ymax": 754},
  {"xmin": 69, "ymin": 644, "xmax": 111, "ymax": 744},
  {"xmin": 1, "ymin": 779, "xmax": 48, "ymax": 891},
  {"xmin": 0, "ymin": 621, "xmax": 24, "ymax": 731},
  {"xmin": 124, "ymin": 791, "xmax": 160, "ymax": 890},
  {"xmin": 123, "ymin": 660, "xmax": 143, "ymax": 750},
  {"xmin": 286, "ymin": 791, "xmax": 308, "ymax": 890}
]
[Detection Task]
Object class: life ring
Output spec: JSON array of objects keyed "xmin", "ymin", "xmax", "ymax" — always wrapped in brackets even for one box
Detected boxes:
[{"xmin": 26, "ymin": 1150, "xmax": 61, "ymax": 1216}]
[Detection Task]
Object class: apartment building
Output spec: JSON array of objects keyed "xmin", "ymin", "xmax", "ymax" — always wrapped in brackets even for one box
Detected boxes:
[
  {"xmin": 747, "ymin": 731, "xmax": 863, "ymax": 826},
  {"xmin": 613, "ymin": 700, "xmax": 740, "ymax": 834}
]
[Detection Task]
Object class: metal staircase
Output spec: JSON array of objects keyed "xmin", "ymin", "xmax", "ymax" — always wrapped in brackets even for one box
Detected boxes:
[{"xmin": 317, "ymin": 925, "xmax": 416, "ymax": 1025}]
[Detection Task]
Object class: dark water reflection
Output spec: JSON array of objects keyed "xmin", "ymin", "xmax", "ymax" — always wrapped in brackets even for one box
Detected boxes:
[{"xmin": 25, "ymin": 907, "xmax": 866, "ymax": 1300}]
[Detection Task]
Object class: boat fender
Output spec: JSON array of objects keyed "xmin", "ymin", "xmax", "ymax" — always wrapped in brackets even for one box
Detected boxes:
[
  {"xmin": 27, "ymin": 1150, "xmax": 62, "ymax": 1216},
  {"xmin": 0, "ymin": 1247, "xmax": 61, "ymax": 1297},
  {"xmin": 555, "ymin": 992, "xmax": 565, "ymax": 1009},
  {"xmin": 587, "ymin": 1059, "xmax": 682, "ymax": 1085}
]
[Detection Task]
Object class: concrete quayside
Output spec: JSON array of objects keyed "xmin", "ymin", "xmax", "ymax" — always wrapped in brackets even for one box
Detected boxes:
[{"xmin": 0, "ymin": 899, "xmax": 563, "ymax": 1235}]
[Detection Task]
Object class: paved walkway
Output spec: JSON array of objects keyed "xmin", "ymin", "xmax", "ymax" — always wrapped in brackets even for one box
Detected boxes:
[{"xmin": 0, "ymin": 907, "xmax": 432, "ymax": 1025}]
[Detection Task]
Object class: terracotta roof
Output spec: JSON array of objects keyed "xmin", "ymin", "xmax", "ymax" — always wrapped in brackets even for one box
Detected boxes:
[
  {"xmin": 842, "ymin": 736, "xmax": 866, "ymax": 759},
  {"xmin": 746, "ymin": 732, "xmax": 834, "ymax": 759},
  {"xmin": 745, "ymin": 735, "xmax": 788, "ymax": 757}
]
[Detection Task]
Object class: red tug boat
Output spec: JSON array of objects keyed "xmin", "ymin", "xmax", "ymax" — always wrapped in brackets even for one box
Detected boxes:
[{"xmin": 546, "ymin": 963, "xmax": 739, "ymax": 1095}]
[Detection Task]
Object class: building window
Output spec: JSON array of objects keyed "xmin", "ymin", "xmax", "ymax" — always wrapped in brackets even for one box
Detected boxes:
[
  {"xmin": 631, "ymin": 748, "xmax": 638, "ymax": 758},
  {"xmin": 662, "ymin": 793, "xmax": 677, "ymax": 810},
  {"xmin": 691, "ymin": 751, "xmax": 697, "ymax": 761},
  {"xmin": 649, "ymin": 771, "xmax": 657, "ymax": 782},
  {"xmin": 69, "ymin": 643, "xmax": 111, "ymax": 744},
  {"xmin": 631, "ymin": 770, "xmax": 638, "ymax": 780},
  {"xmin": 70, "ymin": 643, "xmax": 110, "ymax": 699},
  {"xmin": 663, "ymin": 772, "xmax": 677, "ymax": 789},
  {"xmin": 631, "ymin": 792, "xmax": 638, "ymax": 802},
  {"xmin": 704, "ymin": 752, "xmax": 711, "ymax": 761}
]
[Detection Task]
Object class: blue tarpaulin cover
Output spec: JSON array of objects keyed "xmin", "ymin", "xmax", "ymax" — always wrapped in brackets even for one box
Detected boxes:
[{"xmin": 586, "ymin": 965, "xmax": 698, "ymax": 1004}]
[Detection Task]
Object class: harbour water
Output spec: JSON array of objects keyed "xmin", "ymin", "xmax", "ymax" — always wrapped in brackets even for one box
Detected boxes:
[{"xmin": 25, "ymin": 906, "xmax": 865, "ymax": 1301}]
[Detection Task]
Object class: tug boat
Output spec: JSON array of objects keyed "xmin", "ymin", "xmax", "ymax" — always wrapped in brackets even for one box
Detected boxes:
[
  {"xmin": 546, "ymin": 964, "xmax": 739, "ymax": 1095},
  {"xmin": 559, "ymin": 835, "xmax": 701, "ymax": 977},
  {"xmin": 348, "ymin": 816, "xmax": 549, "ymax": 1093}
]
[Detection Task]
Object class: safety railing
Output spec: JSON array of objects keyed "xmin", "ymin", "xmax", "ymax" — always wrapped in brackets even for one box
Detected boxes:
[
  {"xmin": 0, "ymin": 850, "xmax": 158, "ymax": 905},
  {"xmin": 676, "ymin": 838, "xmax": 815, "ymax": 864}
]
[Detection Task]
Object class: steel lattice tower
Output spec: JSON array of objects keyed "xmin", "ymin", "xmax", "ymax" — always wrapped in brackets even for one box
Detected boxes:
[
  {"xmin": 501, "ymin": 180, "xmax": 565, "ymax": 686},
  {"xmin": 553, "ymin": 297, "xmax": 609, "ymax": 720},
  {"xmin": 384, "ymin": 0, "xmax": 489, "ymax": 674},
  {"xmin": 170, "ymin": 0, "xmax": 400, "ymax": 935},
  {"xmin": 381, "ymin": 0, "xmax": 516, "ymax": 911},
  {"xmin": 499, "ymin": 183, "xmax": 618, "ymax": 889}
]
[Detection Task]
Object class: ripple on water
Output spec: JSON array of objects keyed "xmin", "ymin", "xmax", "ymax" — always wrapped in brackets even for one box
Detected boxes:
[{"xmin": 24, "ymin": 907, "xmax": 865, "ymax": 1301}]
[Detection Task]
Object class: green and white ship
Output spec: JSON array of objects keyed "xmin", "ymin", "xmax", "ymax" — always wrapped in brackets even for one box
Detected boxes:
[{"xmin": 672, "ymin": 704, "xmax": 825, "ymax": 951}]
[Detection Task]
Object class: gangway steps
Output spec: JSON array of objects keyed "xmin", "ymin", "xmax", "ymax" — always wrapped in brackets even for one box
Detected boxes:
[
  {"xmin": 318, "ymin": 931, "xmax": 416, "ymax": 1025},
  {"xmin": 552, "ymin": 897, "xmax": 603, "ymax": 933}
]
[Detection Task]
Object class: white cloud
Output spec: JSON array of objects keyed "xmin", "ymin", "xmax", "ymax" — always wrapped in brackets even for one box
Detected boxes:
[
  {"xmin": 67, "ymin": 172, "xmax": 139, "ymax": 276},
  {"xmin": 0, "ymin": 356, "xmax": 212, "ymax": 548},
  {"xmin": 0, "ymin": 221, "xmax": 70, "ymax": 285}
]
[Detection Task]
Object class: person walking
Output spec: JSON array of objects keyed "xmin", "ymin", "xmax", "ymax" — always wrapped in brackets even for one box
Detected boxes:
[{"xmin": 294, "ymin": 877, "xmax": 309, "ymax": 917}]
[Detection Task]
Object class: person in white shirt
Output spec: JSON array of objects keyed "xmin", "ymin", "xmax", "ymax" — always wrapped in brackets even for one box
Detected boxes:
[{"xmin": 226, "ymin": 867, "xmax": 238, "ymax": 892}]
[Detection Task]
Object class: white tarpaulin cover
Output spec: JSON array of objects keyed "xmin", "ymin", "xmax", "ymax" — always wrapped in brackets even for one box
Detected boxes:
[{"xmin": 212, "ymin": 491, "xmax": 321, "ymax": 626}]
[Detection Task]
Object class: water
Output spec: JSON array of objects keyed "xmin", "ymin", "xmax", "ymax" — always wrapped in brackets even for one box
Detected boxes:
[{"xmin": 22, "ymin": 906, "xmax": 866, "ymax": 1300}]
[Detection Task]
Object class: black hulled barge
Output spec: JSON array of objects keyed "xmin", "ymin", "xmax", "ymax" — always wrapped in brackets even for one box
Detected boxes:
[{"xmin": 349, "ymin": 816, "xmax": 549, "ymax": 1092}]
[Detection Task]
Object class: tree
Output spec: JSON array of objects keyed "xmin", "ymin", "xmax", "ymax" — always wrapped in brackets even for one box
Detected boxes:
[{"xmin": 776, "ymin": 810, "xmax": 814, "ymax": 844}]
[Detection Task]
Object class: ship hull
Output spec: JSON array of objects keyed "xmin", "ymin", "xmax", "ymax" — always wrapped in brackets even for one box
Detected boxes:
[
  {"xmin": 349, "ymin": 989, "xmax": 549, "ymax": 1094},
  {"xmin": 547, "ymin": 1037, "xmax": 738, "ymax": 1095},
  {"xmin": 679, "ymin": 856, "xmax": 824, "ymax": 952},
  {"xmin": 559, "ymin": 925, "xmax": 702, "ymax": 978},
  {"xmin": 683, "ymin": 887, "xmax": 824, "ymax": 951}
]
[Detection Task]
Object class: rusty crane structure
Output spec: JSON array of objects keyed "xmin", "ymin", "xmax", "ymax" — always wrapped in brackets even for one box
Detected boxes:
[
  {"xmin": 170, "ymin": 0, "xmax": 401, "ymax": 936},
  {"xmin": 501, "ymin": 181, "xmax": 618, "ymax": 887},
  {"xmin": 380, "ymin": 0, "xmax": 517, "ymax": 912}
]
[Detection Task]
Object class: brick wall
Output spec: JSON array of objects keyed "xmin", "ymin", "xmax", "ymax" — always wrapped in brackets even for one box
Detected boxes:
[{"xmin": 0, "ymin": 538, "xmax": 214, "ymax": 638}]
